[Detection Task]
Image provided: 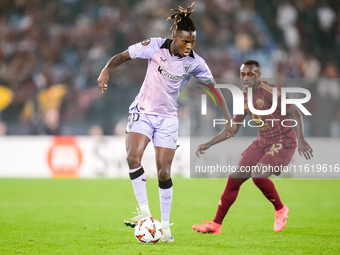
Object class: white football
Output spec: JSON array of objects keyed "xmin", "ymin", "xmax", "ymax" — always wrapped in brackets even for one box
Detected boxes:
[{"xmin": 134, "ymin": 217, "xmax": 163, "ymax": 244}]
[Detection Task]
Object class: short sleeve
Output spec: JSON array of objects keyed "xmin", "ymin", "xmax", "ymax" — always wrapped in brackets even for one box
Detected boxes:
[
  {"xmin": 128, "ymin": 37, "xmax": 165, "ymax": 59},
  {"xmin": 264, "ymin": 86, "xmax": 291, "ymax": 114},
  {"xmin": 193, "ymin": 60, "xmax": 214, "ymax": 84},
  {"xmin": 276, "ymin": 87, "xmax": 291, "ymax": 114}
]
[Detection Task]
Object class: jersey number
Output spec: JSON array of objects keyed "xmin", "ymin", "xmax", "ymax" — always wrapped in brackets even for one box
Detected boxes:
[
  {"xmin": 267, "ymin": 143, "xmax": 283, "ymax": 156},
  {"xmin": 128, "ymin": 113, "xmax": 140, "ymax": 122}
]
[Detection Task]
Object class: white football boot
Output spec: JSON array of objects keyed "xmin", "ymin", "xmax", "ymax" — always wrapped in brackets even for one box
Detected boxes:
[
  {"xmin": 161, "ymin": 223, "xmax": 174, "ymax": 243},
  {"xmin": 124, "ymin": 207, "xmax": 151, "ymax": 228}
]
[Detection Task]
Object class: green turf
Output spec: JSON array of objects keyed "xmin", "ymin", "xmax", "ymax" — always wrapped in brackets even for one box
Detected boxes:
[{"xmin": 0, "ymin": 178, "xmax": 339, "ymax": 255}]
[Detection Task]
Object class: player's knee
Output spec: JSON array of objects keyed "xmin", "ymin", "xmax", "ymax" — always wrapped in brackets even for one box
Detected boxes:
[
  {"xmin": 251, "ymin": 164, "xmax": 273, "ymax": 178},
  {"xmin": 229, "ymin": 167, "xmax": 251, "ymax": 180},
  {"xmin": 126, "ymin": 154, "xmax": 142, "ymax": 169},
  {"xmin": 157, "ymin": 168, "xmax": 171, "ymax": 181}
]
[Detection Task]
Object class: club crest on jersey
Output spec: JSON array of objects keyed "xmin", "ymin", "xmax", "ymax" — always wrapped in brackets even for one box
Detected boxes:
[
  {"xmin": 141, "ymin": 38, "xmax": 151, "ymax": 46},
  {"xmin": 183, "ymin": 64, "xmax": 191, "ymax": 73},
  {"xmin": 256, "ymin": 98, "xmax": 264, "ymax": 108}
]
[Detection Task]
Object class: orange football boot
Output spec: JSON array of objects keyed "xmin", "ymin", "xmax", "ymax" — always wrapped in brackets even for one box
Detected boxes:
[
  {"xmin": 274, "ymin": 204, "xmax": 289, "ymax": 232},
  {"xmin": 192, "ymin": 220, "xmax": 221, "ymax": 234}
]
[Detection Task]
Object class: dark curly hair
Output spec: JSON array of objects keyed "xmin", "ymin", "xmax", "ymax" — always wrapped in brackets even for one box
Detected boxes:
[{"xmin": 167, "ymin": 2, "xmax": 196, "ymax": 32}]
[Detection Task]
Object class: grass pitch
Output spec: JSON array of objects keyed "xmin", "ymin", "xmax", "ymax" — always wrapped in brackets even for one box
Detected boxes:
[{"xmin": 0, "ymin": 178, "xmax": 339, "ymax": 254}]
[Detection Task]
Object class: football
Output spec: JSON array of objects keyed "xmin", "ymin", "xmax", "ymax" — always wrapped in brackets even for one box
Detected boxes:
[{"xmin": 134, "ymin": 217, "xmax": 163, "ymax": 244}]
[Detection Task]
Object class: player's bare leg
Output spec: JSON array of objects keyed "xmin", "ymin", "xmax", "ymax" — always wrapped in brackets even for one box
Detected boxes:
[
  {"xmin": 155, "ymin": 146, "xmax": 176, "ymax": 243},
  {"xmin": 251, "ymin": 163, "xmax": 289, "ymax": 232},
  {"xmin": 124, "ymin": 132, "xmax": 151, "ymax": 227},
  {"xmin": 126, "ymin": 132, "xmax": 150, "ymax": 169},
  {"xmin": 193, "ymin": 167, "xmax": 251, "ymax": 234}
]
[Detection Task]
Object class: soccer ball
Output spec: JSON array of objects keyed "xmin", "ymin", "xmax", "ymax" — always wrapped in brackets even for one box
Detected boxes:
[{"xmin": 134, "ymin": 217, "xmax": 163, "ymax": 244}]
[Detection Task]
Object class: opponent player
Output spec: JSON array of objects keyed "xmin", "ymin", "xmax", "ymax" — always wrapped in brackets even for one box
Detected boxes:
[
  {"xmin": 192, "ymin": 60, "xmax": 313, "ymax": 234},
  {"xmin": 97, "ymin": 3, "xmax": 233, "ymax": 243}
]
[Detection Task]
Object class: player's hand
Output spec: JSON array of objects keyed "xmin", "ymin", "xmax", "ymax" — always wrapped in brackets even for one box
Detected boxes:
[
  {"xmin": 298, "ymin": 139, "xmax": 313, "ymax": 160},
  {"xmin": 97, "ymin": 68, "xmax": 109, "ymax": 93},
  {"xmin": 196, "ymin": 143, "xmax": 211, "ymax": 158},
  {"xmin": 223, "ymin": 124, "xmax": 235, "ymax": 138}
]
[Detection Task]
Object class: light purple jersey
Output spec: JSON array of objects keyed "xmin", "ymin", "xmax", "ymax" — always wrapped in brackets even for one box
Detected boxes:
[{"xmin": 128, "ymin": 37, "xmax": 213, "ymax": 118}]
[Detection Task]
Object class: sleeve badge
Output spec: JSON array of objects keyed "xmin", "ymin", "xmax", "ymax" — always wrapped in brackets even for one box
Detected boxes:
[{"xmin": 141, "ymin": 38, "xmax": 151, "ymax": 46}]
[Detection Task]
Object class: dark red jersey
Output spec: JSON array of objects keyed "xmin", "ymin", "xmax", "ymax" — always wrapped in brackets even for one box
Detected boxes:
[{"xmin": 233, "ymin": 81, "xmax": 296, "ymax": 142}]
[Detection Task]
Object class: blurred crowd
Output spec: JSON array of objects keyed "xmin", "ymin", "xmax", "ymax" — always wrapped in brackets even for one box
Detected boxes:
[{"xmin": 0, "ymin": 0, "xmax": 339, "ymax": 137}]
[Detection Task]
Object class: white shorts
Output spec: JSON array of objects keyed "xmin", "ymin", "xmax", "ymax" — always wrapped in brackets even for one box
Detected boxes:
[{"xmin": 126, "ymin": 107, "xmax": 179, "ymax": 149}]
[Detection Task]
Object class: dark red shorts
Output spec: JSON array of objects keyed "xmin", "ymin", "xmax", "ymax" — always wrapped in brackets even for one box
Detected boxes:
[{"xmin": 238, "ymin": 133, "xmax": 297, "ymax": 175}]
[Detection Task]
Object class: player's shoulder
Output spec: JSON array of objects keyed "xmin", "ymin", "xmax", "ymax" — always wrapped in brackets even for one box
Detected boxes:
[
  {"xmin": 258, "ymin": 81, "xmax": 281, "ymax": 96},
  {"xmin": 191, "ymin": 50, "xmax": 205, "ymax": 62},
  {"xmin": 189, "ymin": 51, "xmax": 208, "ymax": 70},
  {"xmin": 259, "ymin": 80, "xmax": 276, "ymax": 88},
  {"xmin": 131, "ymin": 37, "xmax": 167, "ymax": 51},
  {"xmin": 142, "ymin": 37, "xmax": 166, "ymax": 48}
]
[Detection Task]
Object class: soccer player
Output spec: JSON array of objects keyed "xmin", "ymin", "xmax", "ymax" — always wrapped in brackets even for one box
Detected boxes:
[
  {"xmin": 97, "ymin": 3, "xmax": 233, "ymax": 243},
  {"xmin": 192, "ymin": 60, "xmax": 313, "ymax": 234}
]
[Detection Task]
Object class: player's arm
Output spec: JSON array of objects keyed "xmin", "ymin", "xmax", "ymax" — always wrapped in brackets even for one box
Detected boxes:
[
  {"xmin": 194, "ymin": 60, "xmax": 235, "ymax": 137},
  {"xmin": 97, "ymin": 50, "xmax": 131, "ymax": 93},
  {"xmin": 213, "ymin": 86, "xmax": 234, "ymax": 138},
  {"xmin": 196, "ymin": 123, "xmax": 240, "ymax": 158},
  {"xmin": 287, "ymin": 104, "xmax": 313, "ymax": 160}
]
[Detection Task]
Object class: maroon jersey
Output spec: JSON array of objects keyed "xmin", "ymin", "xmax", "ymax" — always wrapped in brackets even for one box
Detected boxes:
[{"xmin": 233, "ymin": 81, "xmax": 296, "ymax": 142}]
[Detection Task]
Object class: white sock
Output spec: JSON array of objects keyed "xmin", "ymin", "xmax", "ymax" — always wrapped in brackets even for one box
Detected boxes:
[
  {"xmin": 140, "ymin": 204, "xmax": 151, "ymax": 216},
  {"xmin": 159, "ymin": 186, "xmax": 173, "ymax": 222},
  {"xmin": 161, "ymin": 220, "xmax": 169, "ymax": 227},
  {"xmin": 129, "ymin": 167, "xmax": 150, "ymax": 215}
]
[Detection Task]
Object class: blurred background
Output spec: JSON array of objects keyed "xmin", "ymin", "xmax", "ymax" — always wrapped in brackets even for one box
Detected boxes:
[{"xmin": 0, "ymin": 0, "xmax": 339, "ymax": 137}]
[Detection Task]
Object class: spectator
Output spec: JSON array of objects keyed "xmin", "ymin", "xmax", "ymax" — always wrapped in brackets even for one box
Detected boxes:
[{"xmin": 0, "ymin": 0, "xmax": 339, "ymax": 137}]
